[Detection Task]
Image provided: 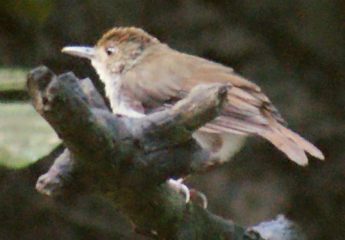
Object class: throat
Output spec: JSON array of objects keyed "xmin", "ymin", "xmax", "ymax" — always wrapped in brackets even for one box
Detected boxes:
[
  {"xmin": 92, "ymin": 63, "xmax": 145, "ymax": 118},
  {"xmin": 104, "ymin": 76, "xmax": 145, "ymax": 118}
]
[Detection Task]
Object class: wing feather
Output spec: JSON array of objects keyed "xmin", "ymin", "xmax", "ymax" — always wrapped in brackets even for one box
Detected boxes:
[{"xmin": 121, "ymin": 45, "xmax": 324, "ymax": 164}]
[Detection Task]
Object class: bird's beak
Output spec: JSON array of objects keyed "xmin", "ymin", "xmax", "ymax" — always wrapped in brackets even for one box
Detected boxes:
[{"xmin": 61, "ymin": 46, "xmax": 95, "ymax": 59}]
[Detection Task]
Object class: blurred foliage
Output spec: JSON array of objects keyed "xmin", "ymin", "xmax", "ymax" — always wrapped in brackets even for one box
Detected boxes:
[
  {"xmin": 5, "ymin": 0, "xmax": 54, "ymax": 24},
  {"xmin": 0, "ymin": 103, "xmax": 60, "ymax": 168},
  {"xmin": 0, "ymin": 68, "xmax": 27, "ymax": 91},
  {"xmin": 0, "ymin": 0, "xmax": 344, "ymax": 239}
]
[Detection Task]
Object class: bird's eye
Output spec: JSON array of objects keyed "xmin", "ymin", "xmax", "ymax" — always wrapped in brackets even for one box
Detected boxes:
[{"xmin": 105, "ymin": 47, "xmax": 117, "ymax": 56}]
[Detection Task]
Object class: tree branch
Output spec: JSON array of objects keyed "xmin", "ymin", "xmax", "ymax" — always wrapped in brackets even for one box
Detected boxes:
[{"xmin": 28, "ymin": 66, "xmax": 303, "ymax": 240}]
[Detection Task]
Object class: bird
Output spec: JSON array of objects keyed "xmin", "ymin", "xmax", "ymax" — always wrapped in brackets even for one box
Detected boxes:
[{"xmin": 62, "ymin": 27, "xmax": 324, "ymax": 202}]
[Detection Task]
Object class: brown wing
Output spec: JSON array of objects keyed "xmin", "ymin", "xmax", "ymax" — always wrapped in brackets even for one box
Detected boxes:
[{"xmin": 121, "ymin": 45, "xmax": 324, "ymax": 165}]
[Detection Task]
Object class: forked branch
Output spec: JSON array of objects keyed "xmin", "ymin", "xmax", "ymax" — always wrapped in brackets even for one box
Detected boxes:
[{"xmin": 29, "ymin": 66, "xmax": 303, "ymax": 240}]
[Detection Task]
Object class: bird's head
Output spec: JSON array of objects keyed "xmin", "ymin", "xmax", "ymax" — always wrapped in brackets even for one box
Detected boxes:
[{"xmin": 62, "ymin": 27, "xmax": 160, "ymax": 79}]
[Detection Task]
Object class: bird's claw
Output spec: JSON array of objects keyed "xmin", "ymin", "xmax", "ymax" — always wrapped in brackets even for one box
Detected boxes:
[
  {"xmin": 167, "ymin": 179, "xmax": 190, "ymax": 203},
  {"xmin": 190, "ymin": 189, "xmax": 208, "ymax": 209},
  {"xmin": 167, "ymin": 179, "xmax": 208, "ymax": 209}
]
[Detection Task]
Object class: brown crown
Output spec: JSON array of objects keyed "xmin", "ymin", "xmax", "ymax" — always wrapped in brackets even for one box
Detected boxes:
[{"xmin": 96, "ymin": 27, "xmax": 159, "ymax": 46}]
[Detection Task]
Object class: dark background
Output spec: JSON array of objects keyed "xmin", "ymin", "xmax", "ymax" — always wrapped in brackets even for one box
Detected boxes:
[{"xmin": 0, "ymin": 1, "xmax": 344, "ymax": 239}]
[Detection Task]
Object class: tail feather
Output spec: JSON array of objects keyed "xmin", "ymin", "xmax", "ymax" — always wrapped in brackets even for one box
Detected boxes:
[
  {"xmin": 260, "ymin": 128, "xmax": 309, "ymax": 166},
  {"xmin": 260, "ymin": 123, "xmax": 324, "ymax": 166},
  {"xmin": 199, "ymin": 112, "xmax": 324, "ymax": 165},
  {"xmin": 276, "ymin": 125, "xmax": 325, "ymax": 160}
]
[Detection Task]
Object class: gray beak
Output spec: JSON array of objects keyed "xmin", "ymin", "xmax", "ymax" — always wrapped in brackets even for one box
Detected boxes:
[{"xmin": 61, "ymin": 46, "xmax": 95, "ymax": 59}]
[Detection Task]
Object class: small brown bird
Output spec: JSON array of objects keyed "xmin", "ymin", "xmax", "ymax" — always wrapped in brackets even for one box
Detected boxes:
[{"xmin": 62, "ymin": 27, "xmax": 324, "ymax": 167}]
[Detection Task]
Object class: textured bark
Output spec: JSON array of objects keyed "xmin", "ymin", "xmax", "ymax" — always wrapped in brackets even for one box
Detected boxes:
[{"xmin": 28, "ymin": 66, "xmax": 303, "ymax": 240}]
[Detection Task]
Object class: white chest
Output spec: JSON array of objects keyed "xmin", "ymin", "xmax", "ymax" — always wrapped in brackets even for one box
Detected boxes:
[{"xmin": 91, "ymin": 60, "xmax": 145, "ymax": 118}]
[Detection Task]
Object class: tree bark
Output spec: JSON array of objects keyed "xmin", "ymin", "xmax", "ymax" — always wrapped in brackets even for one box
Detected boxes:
[{"xmin": 28, "ymin": 66, "xmax": 303, "ymax": 240}]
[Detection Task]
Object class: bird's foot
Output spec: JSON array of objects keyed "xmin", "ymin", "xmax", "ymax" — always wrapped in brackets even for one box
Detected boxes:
[
  {"xmin": 167, "ymin": 179, "xmax": 208, "ymax": 209},
  {"xmin": 190, "ymin": 189, "xmax": 208, "ymax": 209},
  {"xmin": 167, "ymin": 178, "xmax": 190, "ymax": 203}
]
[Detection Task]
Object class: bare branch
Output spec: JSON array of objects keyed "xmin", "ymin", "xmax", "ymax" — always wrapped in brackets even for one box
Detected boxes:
[{"xmin": 28, "ymin": 66, "xmax": 303, "ymax": 240}]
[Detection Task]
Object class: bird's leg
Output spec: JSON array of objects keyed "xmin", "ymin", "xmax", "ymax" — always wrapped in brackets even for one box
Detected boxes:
[{"xmin": 167, "ymin": 178, "xmax": 190, "ymax": 204}]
